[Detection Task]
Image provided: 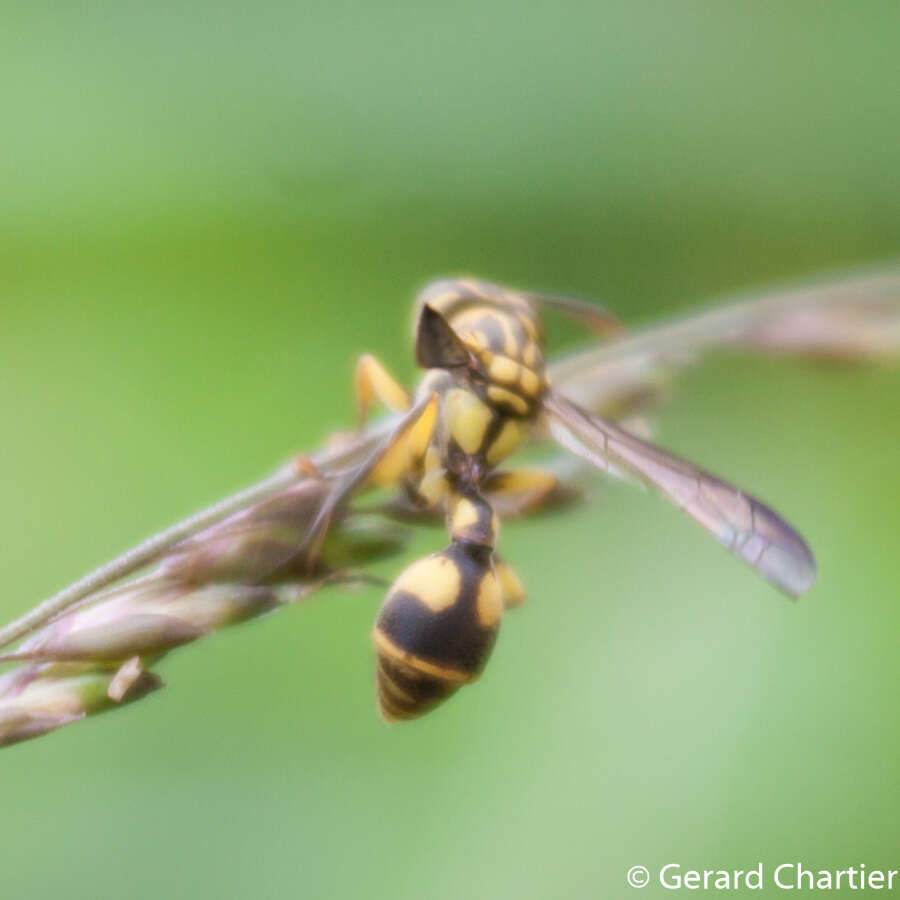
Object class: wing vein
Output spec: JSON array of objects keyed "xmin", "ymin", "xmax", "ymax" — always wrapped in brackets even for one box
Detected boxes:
[{"xmin": 544, "ymin": 389, "xmax": 817, "ymax": 597}]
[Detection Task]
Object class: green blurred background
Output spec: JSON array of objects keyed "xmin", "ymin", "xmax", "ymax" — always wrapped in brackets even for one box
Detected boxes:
[{"xmin": 2, "ymin": 1, "xmax": 899, "ymax": 897}]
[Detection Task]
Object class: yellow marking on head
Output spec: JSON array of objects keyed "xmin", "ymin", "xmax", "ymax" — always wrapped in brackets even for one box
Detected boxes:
[
  {"xmin": 449, "ymin": 305, "xmax": 527, "ymax": 357},
  {"xmin": 448, "ymin": 307, "xmax": 491, "ymax": 333},
  {"xmin": 488, "ymin": 355, "xmax": 520, "ymax": 387},
  {"xmin": 476, "ymin": 571, "xmax": 503, "ymax": 628},
  {"xmin": 487, "ymin": 385, "xmax": 529, "ymax": 416},
  {"xmin": 496, "ymin": 314, "xmax": 521, "ymax": 357},
  {"xmin": 485, "ymin": 418, "xmax": 523, "ymax": 466},
  {"xmin": 461, "ymin": 329, "xmax": 489, "ymax": 351},
  {"xmin": 519, "ymin": 367, "xmax": 542, "ymax": 398},
  {"xmin": 495, "ymin": 560, "xmax": 526, "ymax": 608},
  {"xmin": 474, "ymin": 348, "xmax": 497, "ymax": 378},
  {"xmin": 373, "ymin": 629, "xmax": 473, "ymax": 684},
  {"xmin": 391, "ymin": 554, "xmax": 461, "ymax": 613},
  {"xmin": 521, "ymin": 340, "xmax": 540, "ymax": 367},
  {"xmin": 444, "ymin": 387, "xmax": 494, "ymax": 455}
]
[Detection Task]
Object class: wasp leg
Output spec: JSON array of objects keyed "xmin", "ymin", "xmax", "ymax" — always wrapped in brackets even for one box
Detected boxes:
[
  {"xmin": 368, "ymin": 396, "xmax": 439, "ymax": 493},
  {"xmin": 484, "ymin": 466, "xmax": 579, "ymax": 518},
  {"xmin": 354, "ymin": 354, "xmax": 411, "ymax": 428},
  {"xmin": 304, "ymin": 394, "xmax": 438, "ymax": 566},
  {"xmin": 493, "ymin": 555, "xmax": 526, "ymax": 608}
]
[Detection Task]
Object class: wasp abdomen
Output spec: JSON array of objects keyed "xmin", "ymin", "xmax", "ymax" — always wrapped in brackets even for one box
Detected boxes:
[{"xmin": 373, "ymin": 542, "xmax": 503, "ymax": 721}]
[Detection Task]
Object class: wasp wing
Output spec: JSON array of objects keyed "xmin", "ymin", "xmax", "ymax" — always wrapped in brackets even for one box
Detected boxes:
[
  {"xmin": 162, "ymin": 392, "xmax": 438, "ymax": 586},
  {"xmin": 523, "ymin": 290, "xmax": 624, "ymax": 335},
  {"xmin": 544, "ymin": 389, "xmax": 817, "ymax": 597},
  {"xmin": 549, "ymin": 267, "xmax": 900, "ymax": 417}
]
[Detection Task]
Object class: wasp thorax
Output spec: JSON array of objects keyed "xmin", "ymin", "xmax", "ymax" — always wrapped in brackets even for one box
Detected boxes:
[
  {"xmin": 372, "ymin": 541, "xmax": 503, "ymax": 721},
  {"xmin": 441, "ymin": 386, "xmax": 525, "ymax": 473}
]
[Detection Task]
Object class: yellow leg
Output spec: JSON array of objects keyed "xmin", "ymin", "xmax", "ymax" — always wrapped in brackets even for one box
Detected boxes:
[
  {"xmin": 367, "ymin": 393, "xmax": 439, "ymax": 492},
  {"xmin": 485, "ymin": 466, "xmax": 576, "ymax": 518},
  {"xmin": 355, "ymin": 354, "xmax": 411, "ymax": 427},
  {"xmin": 494, "ymin": 555, "xmax": 526, "ymax": 608},
  {"xmin": 305, "ymin": 393, "xmax": 439, "ymax": 564}
]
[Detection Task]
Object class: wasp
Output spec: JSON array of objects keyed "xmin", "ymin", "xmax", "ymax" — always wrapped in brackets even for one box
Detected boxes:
[
  {"xmin": 351, "ymin": 279, "xmax": 820, "ymax": 720},
  {"xmin": 1, "ymin": 270, "xmax": 897, "ymax": 741}
]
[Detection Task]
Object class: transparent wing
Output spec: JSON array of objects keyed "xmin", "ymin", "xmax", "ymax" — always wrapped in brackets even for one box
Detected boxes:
[
  {"xmin": 161, "ymin": 391, "xmax": 438, "ymax": 586},
  {"xmin": 523, "ymin": 289, "xmax": 624, "ymax": 335},
  {"xmin": 550, "ymin": 267, "xmax": 900, "ymax": 417},
  {"xmin": 544, "ymin": 389, "xmax": 817, "ymax": 597}
]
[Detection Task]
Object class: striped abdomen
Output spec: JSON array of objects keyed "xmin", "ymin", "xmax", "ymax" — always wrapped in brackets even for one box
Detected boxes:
[{"xmin": 373, "ymin": 540, "xmax": 503, "ymax": 721}]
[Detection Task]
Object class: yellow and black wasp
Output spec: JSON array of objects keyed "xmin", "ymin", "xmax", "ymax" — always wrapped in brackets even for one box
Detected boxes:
[
  {"xmin": 345, "ymin": 279, "xmax": 817, "ymax": 720},
  {"xmin": 2, "ymin": 269, "xmax": 898, "ymax": 744}
]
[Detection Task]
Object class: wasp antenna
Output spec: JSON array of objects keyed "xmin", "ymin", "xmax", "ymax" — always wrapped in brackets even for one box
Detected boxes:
[{"xmin": 527, "ymin": 291, "xmax": 625, "ymax": 335}]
